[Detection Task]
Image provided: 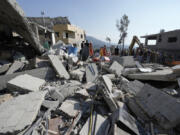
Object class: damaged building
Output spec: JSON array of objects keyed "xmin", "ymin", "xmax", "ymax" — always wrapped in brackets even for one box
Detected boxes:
[{"xmin": 1, "ymin": 0, "xmax": 180, "ymax": 135}]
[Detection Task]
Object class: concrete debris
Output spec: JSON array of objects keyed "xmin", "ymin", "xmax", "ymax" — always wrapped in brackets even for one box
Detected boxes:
[
  {"xmin": 70, "ymin": 67, "xmax": 85, "ymax": 82},
  {"xmin": 85, "ymin": 63, "xmax": 98, "ymax": 82},
  {"xmin": 111, "ymin": 56, "xmax": 136, "ymax": 68},
  {"xmin": 0, "ymin": 91, "xmax": 46, "ymax": 134},
  {"xmin": 6, "ymin": 61, "xmax": 24, "ymax": 75},
  {"xmin": 127, "ymin": 68, "xmax": 176, "ymax": 81},
  {"xmin": 48, "ymin": 55, "xmax": 70, "ymax": 79},
  {"xmin": 7, "ymin": 74, "xmax": 45, "ymax": 93},
  {"xmin": 112, "ymin": 107, "xmax": 140, "ymax": 135},
  {"xmin": 110, "ymin": 61, "xmax": 124, "ymax": 76},
  {"xmin": 59, "ymin": 98, "xmax": 81, "ymax": 117},
  {"xmin": 0, "ymin": 94, "xmax": 13, "ymax": 105},
  {"xmin": 80, "ymin": 112, "xmax": 110, "ymax": 135},
  {"xmin": 134, "ymin": 84, "xmax": 180, "ymax": 129},
  {"xmin": 0, "ymin": 3, "xmax": 180, "ymax": 133},
  {"xmin": 0, "ymin": 63, "xmax": 11, "ymax": 74},
  {"xmin": 0, "ymin": 67, "xmax": 55, "ymax": 91}
]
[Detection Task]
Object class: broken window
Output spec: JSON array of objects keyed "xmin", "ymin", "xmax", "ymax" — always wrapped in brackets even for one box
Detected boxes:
[
  {"xmin": 66, "ymin": 33, "xmax": 69, "ymax": 39},
  {"xmin": 147, "ymin": 39, "xmax": 157, "ymax": 45},
  {"xmin": 81, "ymin": 34, "xmax": 83, "ymax": 39},
  {"xmin": 168, "ymin": 37, "xmax": 177, "ymax": 43},
  {"xmin": 55, "ymin": 32, "xmax": 59, "ymax": 37}
]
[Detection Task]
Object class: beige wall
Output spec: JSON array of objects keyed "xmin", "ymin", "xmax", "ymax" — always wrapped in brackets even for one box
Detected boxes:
[{"xmin": 53, "ymin": 24, "xmax": 85, "ymax": 47}]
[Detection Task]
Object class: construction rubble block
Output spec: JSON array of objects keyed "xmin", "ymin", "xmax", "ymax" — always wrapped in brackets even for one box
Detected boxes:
[
  {"xmin": 80, "ymin": 112, "xmax": 110, "ymax": 135},
  {"xmin": 6, "ymin": 61, "xmax": 24, "ymax": 75},
  {"xmin": 127, "ymin": 68, "xmax": 176, "ymax": 81},
  {"xmin": 85, "ymin": 63, "xmax": 98, "ymax": 82},
  {"xmin": 0, "ymin": 63, "xmax": 11, "ymax": 74},
  {"xmin": 132, "ymin": 84, "xmax": 180, "ymax": 129},
  {"xmin": 0, "ymin": 67, "xmax": 55, "ymax": 91},
  {"xmin": 0, "ymin": 0, "xmax": 44, "ymax": 54},
  {"xmin": 59, "ymin": 98, "xmax": 81, "ymax": 117},
  {"xmin": 111, "ymin": 107, "xmax": 140, "ymax": 135},
  {"xmin": 121, "ymin": 80, "xmax": 144, "ymax": 95},
  {"xmin": 7, "ymin": 74, "xmax": 45, "ymax": 93},
  {"xmin": 101, "ymin": 75, "xmax": 118, "ymax": 112},
  {"xmin": 111, "ymin": 56, "xmax": 136, "ymax": 68},
  {"xmin": 109, "ymin": 61, "xmax": 124, "ymax": 76},
  {"xmin": 0, "ymin": 91, "xmax": 46, "ymax": 134},
  {"xmin": 48, "ymin": 55, "xmax": 70, "ymax": 79},
  {"xmin": 70, "ymin": 67, "xmax": 85, "ymax": 82}
]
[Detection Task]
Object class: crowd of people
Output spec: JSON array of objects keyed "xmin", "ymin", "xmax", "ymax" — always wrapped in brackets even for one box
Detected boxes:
[{"xmin": 66, "ymin": 40, "xmax": 174, "ymax": 65}]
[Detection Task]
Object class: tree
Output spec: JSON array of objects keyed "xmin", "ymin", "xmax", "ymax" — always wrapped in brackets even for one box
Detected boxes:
[
  {"xmin": 106, "ymin": 36, "xmax": 111, "ymax": 44},
  {"xmin": 116, "ymin": 14, "xmax": 130, "ymax": 54}
]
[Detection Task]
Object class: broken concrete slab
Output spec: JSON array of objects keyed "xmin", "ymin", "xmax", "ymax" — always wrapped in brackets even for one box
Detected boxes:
[
  {"xmin": 172, "ymin": 65, "xmax": 180, "ymax": 76},
  {"xmin": 0, "ymin": 0, "xmax": 44, "ymax": 54},
  {"xmin": 85, "ymin": 63, "xmax": 98, "ymax": 83},
  {"xmin": 111, "ymin": 56, "xmax": 136, "ymax": 68},
  {"xmin": 0, "ymin": 67, "xmax": 55, "ymax": 91},
  {"xmin": 135, "ymin": 61, "xmax": 153, "ymax": 73},
  {"xmin": 0, "ymin": 91, "xmax": 46, "ymax": 134},
  {"xmin": 59, "ymin": 98, "xmax": 81, "ymax": 117},
  {"xmin": 48, "ymin": 55, "xmax": 70, "ymax": 79},
  {"xmin": 135, "ymin": 84, "xmax": 180, "ymax": 129},
  {"xmin": 0, "ymin": 94, "xmax": 13, "ymax": 105},
  {"xmin": 122, "ymin": 80, "xmax": 144, "ymax": 95},
  {"xmin": 101, "ymin": 76, "xmax": 118, "ymax": 112},
  {"xmin": 127, "ymin": 68, "xmax": 176, "ymax": 81},
  {"xmin": 6, "ymin": 61, "xmax": 24, "ymax": 75},
  {"xmin": 70, "ymin": 67, "xmax": 85, "ymax": 82},
  {"xmin": 102, "ymin": 75, "xmax": 113, "ymax": 93},
  {"xmin": 0, "ymin": 63, "xmax": 11, "ymax": 74},
  {"xmin": 42, "ymin": 100, "xmax": 59, "ymax": 110},
  {"xmin": 110, "ymin": 61, "xmax": 124, "ymax": 76},
  {"xmin": 80, "ymin": 112, "xmax": 110, "ymax": 135},
  {"xmin": 112, "ymin": 107, "xmax": 140, "ymax": 135},
  {"xmin": 7, "ymin": 74, "xmax": 45, "ymax": 93},
  {"xmin": 122, "ymin": 68, "xmax": 139, "ymax": 76}
]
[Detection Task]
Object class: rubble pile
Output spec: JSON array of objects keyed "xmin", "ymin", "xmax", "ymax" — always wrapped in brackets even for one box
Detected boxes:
[
  {"xmin": 1, "ymin": 40, "xmax": 180, "ymax": 135},
  {"xmin": 1, "ymin": 0, "xmax": 180, "ymax": 135}
]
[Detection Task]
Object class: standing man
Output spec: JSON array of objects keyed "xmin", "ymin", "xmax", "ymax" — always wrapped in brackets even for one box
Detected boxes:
[{"xmin": 81, "ymin": 40, "xmax": 90, "ymax": 61}]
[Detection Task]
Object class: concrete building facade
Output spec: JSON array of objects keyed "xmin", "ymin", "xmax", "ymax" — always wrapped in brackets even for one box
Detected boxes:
[
  {"xmin": 141, "ymin": 29, "xmax": 180, "ymax": 60},
  {"xmin": 28, "ymin": 17, "xmax": 86, "ymax": 47},
  {"xmin": 53, "ymin": 24, "xmax": 85, "ymax": 47}
]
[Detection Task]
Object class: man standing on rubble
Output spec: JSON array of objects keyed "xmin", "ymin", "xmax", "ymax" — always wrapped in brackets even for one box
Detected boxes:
[{"xmin": 81, "ymin": 40, "xmax": 89, "ymax": 61}]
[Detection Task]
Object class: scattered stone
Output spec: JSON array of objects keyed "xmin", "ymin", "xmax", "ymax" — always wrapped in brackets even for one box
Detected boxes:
[
  {"xmin": 0, "ymin": 91, "xmax": 46, "ymax": 134},
  {"xmin": 7, "ymin": 74, "xmax": 45, "ymax": 93},
  {"xmin": 48, "ymin": 55, "xmax": 70, "ymax": 79}
]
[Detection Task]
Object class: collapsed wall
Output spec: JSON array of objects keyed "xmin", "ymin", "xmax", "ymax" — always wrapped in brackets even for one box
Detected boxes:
[{"xmin": 0, "ymin": 0, "xmax": 45, "ymax": 54}]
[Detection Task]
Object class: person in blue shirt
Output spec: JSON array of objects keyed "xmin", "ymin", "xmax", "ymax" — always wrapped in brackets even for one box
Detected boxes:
[{"xmin": 68, "ymin": 43, "xmax": 78, "ymax": 56}]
